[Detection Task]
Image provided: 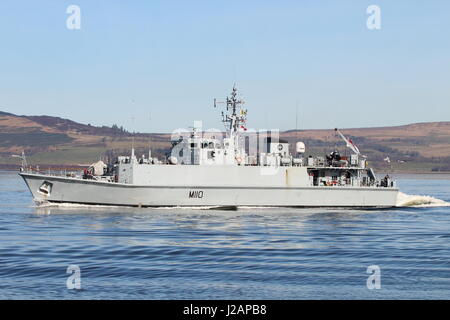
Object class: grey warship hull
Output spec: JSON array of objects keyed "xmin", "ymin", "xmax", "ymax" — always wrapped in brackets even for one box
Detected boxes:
[{"xmin": 20, "ymin": 169, "xmax": 399, "ymax": 208}]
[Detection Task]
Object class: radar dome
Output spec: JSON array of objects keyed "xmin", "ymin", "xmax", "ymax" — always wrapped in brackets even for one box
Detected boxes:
[{"xmin": 296, "ymin": 142, "xmax": 305, "ymax": 153}]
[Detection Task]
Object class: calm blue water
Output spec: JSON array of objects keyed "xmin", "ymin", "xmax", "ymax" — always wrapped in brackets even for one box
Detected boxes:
[{"xmin": 1, "ymin": 170, "xmax": 450, "ymax": 299}]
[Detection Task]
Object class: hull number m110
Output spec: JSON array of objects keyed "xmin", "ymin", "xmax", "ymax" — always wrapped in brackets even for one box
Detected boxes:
[{"xmin": 189, "ymin": 190, "xmax": 204, "ymax": 198}]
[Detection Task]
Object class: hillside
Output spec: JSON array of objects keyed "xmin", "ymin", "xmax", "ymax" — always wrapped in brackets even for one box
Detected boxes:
[
  {"xmin": 0, "ymin": 111, "xmax": 168, "ymax": 167},
  {"xmin": 1, "ymin": 111, "xmax": 450, "ymax": 172}
]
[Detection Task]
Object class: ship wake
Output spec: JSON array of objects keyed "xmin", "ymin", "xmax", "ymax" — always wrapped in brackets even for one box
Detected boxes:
[
  {"xmin": 33, "ymin": 200, "xmax": 235, "ymax": 210},
  {"xmin": 396, "ymin": 192, "xmax": 450, "ymax": 207}
]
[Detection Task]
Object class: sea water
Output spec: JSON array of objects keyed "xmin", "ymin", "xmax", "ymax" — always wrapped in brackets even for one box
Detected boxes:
[{"xmin": 0, "ymin": 170, "xmax": 449, "ymax": 299}]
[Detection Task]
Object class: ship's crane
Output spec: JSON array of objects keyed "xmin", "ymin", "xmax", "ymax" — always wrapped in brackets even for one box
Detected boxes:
[{"xmin": 335, "ymin": 128, "xmax": 360, "ymax": 155}]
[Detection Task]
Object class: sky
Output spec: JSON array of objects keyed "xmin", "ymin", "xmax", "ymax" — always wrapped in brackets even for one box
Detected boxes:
[{"xmin": 0, "ymin": 0, "xmax": 449, "ymax": 133}]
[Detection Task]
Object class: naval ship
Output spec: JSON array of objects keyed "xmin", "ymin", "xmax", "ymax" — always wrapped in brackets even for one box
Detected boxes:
[{"xmin": 19, "ymin": 87, "xmax": 399, "ymax": 208}]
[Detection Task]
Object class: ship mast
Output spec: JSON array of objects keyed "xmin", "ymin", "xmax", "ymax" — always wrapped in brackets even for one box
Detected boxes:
[
  {"xmin": 226, "ymin": 85, "xmax": 246, "ymax": 133},
  {"xmin": 215, "ymin": 85, "xmax": 247, "ymax": 154}
]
